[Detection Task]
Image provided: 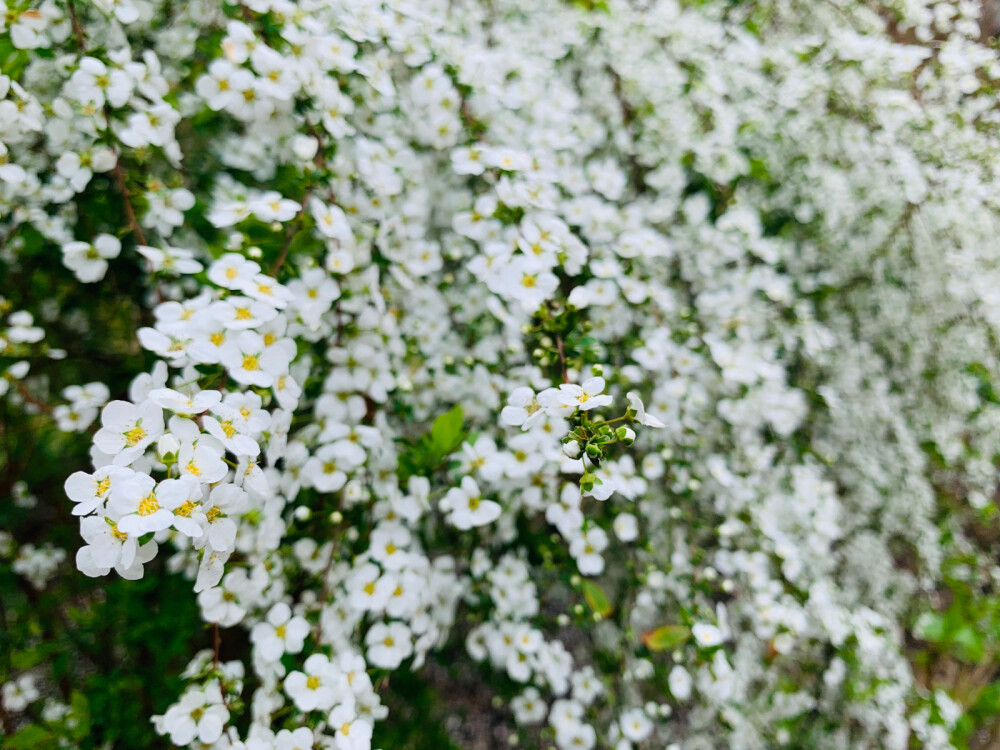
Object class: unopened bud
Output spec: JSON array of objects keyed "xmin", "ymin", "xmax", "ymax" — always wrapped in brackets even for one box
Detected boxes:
[{"xmin": 562, "ymin": 441, "xmax": 582, "ymax": 459}]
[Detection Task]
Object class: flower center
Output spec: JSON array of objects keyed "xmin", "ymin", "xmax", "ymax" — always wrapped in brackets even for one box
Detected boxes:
[
  {"xmin": 138, "ymin": 493, "xmax": 160, "ymax": 516},
  {"xmin": 124, "ymin": 424, "xmax": 147, "ymax": 447},
  {"xmin": 242, "ymin": 354, "xmax": 259, "ymax": 371},
  {"xmin": 176, "ymin": 500, "xmax": 198, "ymax": 518}
]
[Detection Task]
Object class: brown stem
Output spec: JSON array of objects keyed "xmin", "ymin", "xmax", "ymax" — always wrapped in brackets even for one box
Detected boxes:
[
  {"xmin": 67, "ymin": 1, "xmax": 87, "ymax": 50},
  {"xmin": 270, "ymin": 189, "xmax": 311, "ymax": 277},
  {"xmin": 15, "ymin": 381, "xmax": 54, "ymax": 414},
  {"xmin": 556, "ymin": 335, "xmax": 570, "ymax": 384},
  {"xmin": 112, "ymin": 161, "xmax": 148, "ymax": 246},
  {"xmin": 212, "ymin": 622, "xmax": 221, "ymax": 669}
]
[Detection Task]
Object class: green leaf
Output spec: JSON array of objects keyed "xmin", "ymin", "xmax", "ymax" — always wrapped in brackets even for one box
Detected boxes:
[
  {"xmin": 70, "ymin": 690, "xmax": 91, "ymax": 740},
  {"xmin": 581, "ymin": 580, "xmax": 612, "ymax": 616},
  {"xmin": 913, "ymin": 612, "xmax": 946, "ymax": 643},
  {"xmin": 7, "ymin": 726, "xmax": 54, "ymax": 749},
  {"xmin": 11, "ymin": 642, "xmax": 60, "ymax": 670},
  {"xmin": 430, "ymin": 405, "xmax": 464, "ymax": 456},
  {"xmin": 641, "ymin": 625, "xmax": 691, "ymax": 651},
  {"xmin": 952, "ymin": 624, "xmax": 984, "ymax": 663}
]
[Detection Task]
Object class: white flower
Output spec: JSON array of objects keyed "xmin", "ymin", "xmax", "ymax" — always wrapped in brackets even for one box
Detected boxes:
[
  {"xmin": 196, "ymin": 484, "xmax": 249, "ymax": 552},
  {"xmin": 93, "ymin": 400, "xmax": 164, "ymax": 464},
  {"xmin": 208, "ymin": 253, "xmax": 261, "ymax": 290},
  {"xmin": 501, "ymin": 386, "xmax": 555, "ymax": 430},
  {"xmin": 178, "ymin": 441, "xmax": 229, "ymax": 484},
  {"xmin": 109, "ymin": 474, "xmax": 192, "ymax": 535},
  {"xmin": 304, "ymin": 441, "xmax": 366, "ymax": 493},
  {"xmin": 285, "ymin": 653, "xmax": 345, "ymax": 712},
  {"xmin": 136, "ymin": 245, "xmax": 203, "ymax": 274},
  {"xmin": 68, "ymin": 57, "xmax": 133, "ymax": 108},
  {"xmin": 64, "ymin": 466, "xmax": 127, "ymax": 516},
  {"xmin": 76, "ymin": 515, "xmax": 157, "ymax": 579},
  {"xmin": 511, "ymin": 687, "xmax": 547, "ymax": 725},
  {"xmin": 619, "ymin": 707, "xmax": 653, "ymax": 742},
  {"xmin": 569, "ymin": 527, "xmax": 608, "ymax": 576},
  {"xmin": 330, "ymin": 700, "xmax": 374, "ymax": 750},
  {"xmin": 692, "ymin": 623, "xmax": 724, "ymax": 648},
  {"xmin": 612, "ymin": 513, "xmax": 639, "ymax": 542},
  {"xmin": 158, "ymin": 685, "xmax": 229, "ymax": 746},
  {"xmin": 61, "ymin": 234, "xmax": 121, "ymax": 283},
  {"xmin": 625, "ymin": 391, "xmax": 666, "ymax": 428},
  {"xmin": 444, "ymin": 476, "xmax": 501, "ymax": 530},
  {"xmin": 220, "ymin": 331, "xmax": 288, "ymax": 388},
  {"xmin": 365, "ymin": 621, "xmax": 413, "ymax": 669},
  {"xmin": 2, "ymin": 674, "xmax": 40, "ymax": 713},
  {"xmin": 668, "ymin": 665, "xmax": 692, "ymax": 701},
  {"xmin": 251, "ymin": 602, "xmax": 310, "ymax": 662},
  {"xmin": 148, "ymin": 387, "xmax": 222, "ymax": 416},
  {"xmin": 210, "ymin": 296, "xmax": 278, "ymax": 330},
  {"xmin": 556, "ymin": 376, "xmax": 613, "ymax": 413}
]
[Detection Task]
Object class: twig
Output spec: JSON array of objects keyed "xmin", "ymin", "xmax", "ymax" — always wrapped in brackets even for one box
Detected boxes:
[
  {"xmin": 112, "ymin": 161, "xmax": 148, "ymax": 246},
  {"xmin": 212, "ymin": 622, "xmax": 221, "ymax": 669},
  {"xmin": 270, "ymin": 190, "xmax": 311, "ymax": 277},
  {"xmin": 15, "ymin": 381, "xmax": 54, "ymax": 414},
  {"xmin": 66, "ymin": 1, "xmax": 87, "ymax": 51},
  {"xmin": 556, "ymin": 335, "xmax": 570, "ymax": 384}
]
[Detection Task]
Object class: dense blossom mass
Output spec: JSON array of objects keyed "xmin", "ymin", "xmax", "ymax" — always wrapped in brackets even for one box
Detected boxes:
[{"xmin": 3, "ymin": 0, "xmax": 1000, "ymax": 748}]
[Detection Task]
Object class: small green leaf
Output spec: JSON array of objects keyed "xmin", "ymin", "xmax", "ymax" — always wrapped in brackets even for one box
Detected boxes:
[
  {"xmin": 952, "ymin": 624, "xmax": 984, "ymax": 663},
  {"xmin": 7, "ymin": 726, "xmax": 54, "ymax": 749},
  {"xmin": 11, "ymin": 642, "xmax": 59, "ymax": 670},
  {"xmin": 641, "ymin": 625, "xmax": 691, "ymax": 651},
  {"xmin": 430, "ymin": 405, "xmax": 464, "ymax": 456},
  {"xmin": 70, "ymin": 690, "xmax": 91, "ymax": 740},
  {"xmin": 581, "ymin": 580, "xmax": 612, "ymax": 616}
]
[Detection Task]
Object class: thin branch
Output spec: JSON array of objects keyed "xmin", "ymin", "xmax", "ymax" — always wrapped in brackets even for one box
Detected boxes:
[
  {"xmin": 270, "ymin": 190, "xmax": 311, "ymax": 278},
  {"xmin": 66, "ymin": 2, "xmax": 87, "ymax": 51},
  {"xmin": 556, "ymin": 335, "xmax": 570, "ymax": 384},
  {"xmin": 15, "ymin": 381, "xmax": 54, "ymax": 414},
  {"xmin": 112, "ymin": 161, "xmax": 148, "ymax": 246}
]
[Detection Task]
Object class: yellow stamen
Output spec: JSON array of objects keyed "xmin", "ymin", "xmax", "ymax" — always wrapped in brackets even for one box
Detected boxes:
[
  {"xmin": 176, "ymin": 500, "xmax": 198, "ymax": 518},
  {"xmin": 124, "ymin": 425, "xmax": 147, "ymax": 447},
  {"xmin": 138, "ymin": 493, "xmax": 160, "ymax": 516}
]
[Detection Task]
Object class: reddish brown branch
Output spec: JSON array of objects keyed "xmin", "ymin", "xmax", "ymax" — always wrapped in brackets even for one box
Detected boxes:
[
  {"xmin": 111, "ymin": 162, "xmax": 148, "ymax": 246},
  {"xmin": 15, "ymin": 381, "xmax": 54, "ymax": 414},
  {"xmin": 66, "ymin": 2, "xmax": 87, "ymax": 50}
]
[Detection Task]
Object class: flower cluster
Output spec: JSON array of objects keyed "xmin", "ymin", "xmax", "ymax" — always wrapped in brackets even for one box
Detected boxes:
[{"xmin": 4, "ymin": 0, "xmax": 1000, "ymax": 748}]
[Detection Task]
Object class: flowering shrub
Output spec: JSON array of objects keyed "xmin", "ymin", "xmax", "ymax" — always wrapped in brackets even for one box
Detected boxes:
[{"xmin": 4, "ymin": 0, "xmax": 1000, "ymax": 748}]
